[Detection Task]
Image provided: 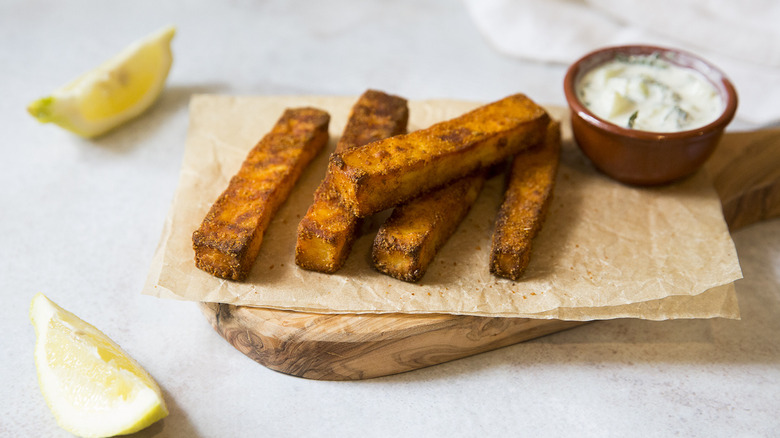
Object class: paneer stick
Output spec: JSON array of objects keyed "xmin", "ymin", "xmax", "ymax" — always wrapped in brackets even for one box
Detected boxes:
[
  {"xmin": 192, "ymin": 107, "xmax": 330, "ymax": 281},
  {"xmin": 295, "ymin": 90, "xmax": 409, "ymax": 273},
  {"xmin": 372, "ymin": 171, "xmax": 486, "ymax": 282},
  {"xmin": 328, "ymin": 93, "xmax": 549, "ymax": 217},
  {"xmin": 490, "ymin": 120, "xmax": 561, "ymax": 280}
]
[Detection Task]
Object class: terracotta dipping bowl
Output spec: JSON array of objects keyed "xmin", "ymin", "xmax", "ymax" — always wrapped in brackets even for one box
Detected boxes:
[{"xmin": 563, "ymin": 45, "xmax": 738, "ymax": 186}]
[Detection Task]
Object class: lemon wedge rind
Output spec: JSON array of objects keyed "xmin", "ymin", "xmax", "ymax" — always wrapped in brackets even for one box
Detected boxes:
[
  {"xmin": 30, "ymin": 293, "xmax": 168, "ymax": 438},
  {"xmin": 27, "ymin": 25, "xmax": 175, "ymax": 138}
]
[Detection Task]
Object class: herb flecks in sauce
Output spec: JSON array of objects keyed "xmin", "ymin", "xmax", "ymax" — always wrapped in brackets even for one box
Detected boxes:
[
  {"xmin": 627, "ymin": 110, "xmax": 639, "ymax": 129},
  {"xmin": 577, "ymin": 53, "xmax": 722, "ymax": 132}
]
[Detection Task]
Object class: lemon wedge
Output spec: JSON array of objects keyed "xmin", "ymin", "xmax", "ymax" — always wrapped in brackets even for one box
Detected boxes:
[
  {"xmin": 30, "ymin": 293, "xmax": 168, "ymax": 438},
  {"xmin": 27, "ymin": 25, "xmax": 175, "ymax": 138}
]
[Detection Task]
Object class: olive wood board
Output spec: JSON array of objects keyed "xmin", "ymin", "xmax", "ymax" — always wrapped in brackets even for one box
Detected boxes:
[{"xmin": 201, "ymin": 128, "xmax": 780, "ymax": 381}]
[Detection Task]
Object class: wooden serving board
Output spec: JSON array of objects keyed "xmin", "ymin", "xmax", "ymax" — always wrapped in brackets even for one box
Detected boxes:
[{"xmin": 201, "ymin": 129, "xmax": 780, "ymax": 380}]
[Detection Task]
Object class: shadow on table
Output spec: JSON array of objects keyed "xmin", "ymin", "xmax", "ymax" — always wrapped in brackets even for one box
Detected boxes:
[
  {"xmin": 363, "ymin": 220, "xmax": 780, "ymax": 383},
  {"xmin": 85, "ymin": 83, "xmax": 229, "ymax": 153},
  {"xmin": 128, "ymin": 384, "xmax": 203, "ymax": 438}
]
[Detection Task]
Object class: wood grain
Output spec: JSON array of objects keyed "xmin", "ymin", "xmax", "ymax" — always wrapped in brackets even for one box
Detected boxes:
[
  {"xmin": 201, "ymin": 128, "xmax": 780, "ymax": 381},
  {"xmin": 201, "ymin": 303, "xmax": 583, "ymax": 380},
  {"xmin": 708, "ymin": 129, "xmax": 780, "ymax": 230}
]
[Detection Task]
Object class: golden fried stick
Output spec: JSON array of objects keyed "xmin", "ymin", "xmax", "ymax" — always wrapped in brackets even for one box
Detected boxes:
[
  {"xmin": 328, "ymin": 94, "xmax": 549, "ymax": 218},
  {"xmin": 372, "ymin": 171, "xmax": 486, "ymax": 282},
  {"xmin": 192, "ymin": 107, "xmax": 330, "ymax": 281},
  {"xmin": 295, "ymin": 90, "xmax": 409, "ymax": 273},
  {"xmin": 490, "ymin": 120, "xmax": 561, "ymax": 281}
]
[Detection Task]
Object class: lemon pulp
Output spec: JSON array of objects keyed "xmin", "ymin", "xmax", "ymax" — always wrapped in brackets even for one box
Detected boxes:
[
  {"xmin": 30, "ymin": 293, "xmax": 168, "ymax": 437},
  {"xmin": 27, "ymin": 25, "xmax": 175, "ymax": 138}
]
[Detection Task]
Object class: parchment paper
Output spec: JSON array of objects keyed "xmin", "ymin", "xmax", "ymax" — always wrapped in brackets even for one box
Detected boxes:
[{"xmin": 142, "ymin": 94, "xmax": 742, "ymax": 320}]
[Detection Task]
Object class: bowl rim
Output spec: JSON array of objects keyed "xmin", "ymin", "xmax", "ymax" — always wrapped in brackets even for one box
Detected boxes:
[{"xmin": 563, "ymin": 44, "xmax": 738, "ymax": 140}]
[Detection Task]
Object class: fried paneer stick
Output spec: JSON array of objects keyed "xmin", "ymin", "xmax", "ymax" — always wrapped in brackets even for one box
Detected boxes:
[
  {"xmin": 295, "ymin": 90, "xmax": 409, "ymax": 273},
  {"xmin": 192, "ymin": 107, "xmax": 330, "ymax": 281},
  {"xmin": 327, "ymin": 94, "xmax": 549, "ymax": 218},
  {"xmin": 490, "ymin": 120, "xmax": 561, "ymax": 281},
  {"xmin": 372, "ymin": 171, "xmax": 486, "ymax": 282}
]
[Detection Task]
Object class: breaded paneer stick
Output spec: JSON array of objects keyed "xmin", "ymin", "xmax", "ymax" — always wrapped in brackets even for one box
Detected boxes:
[
  {"xmin": 192, "ymin": 107, "xmax": 330, "ymax": 281},
  {"xmin": 372, "ymin": 171, "xmax": 486, "ymax": 282},
  {"xmin": 295, "ymin": 90, "xmax": 409, "ymax": 273},
  {"xmin": 328, "ymin": 94, "xmax": 549, "ymax": 217},
  {"xmin": 490, "ymin": 121, "xmax": 561, "ymax": 281}
]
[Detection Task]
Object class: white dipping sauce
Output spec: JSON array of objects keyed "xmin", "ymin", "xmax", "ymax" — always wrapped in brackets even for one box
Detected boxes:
[{"xmin": 577, "ymin": 54, "xmax": 723, "ymax": 132}]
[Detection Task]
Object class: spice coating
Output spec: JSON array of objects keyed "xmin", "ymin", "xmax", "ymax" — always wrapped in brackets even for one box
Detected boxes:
[
  {"xmin": 192, "ymin": 107, "xmax": 330, "ymax": 280},
  {"xmin": 490, "ymin": 121, "xmax": 561, "ymax": 280},
  {"xmin": 295, "ymin": 90, "xmax": 409, "ymax": 273},
  {"xmin": 328, "ymin": 94, "xmax": 549, "ymax": 217}
]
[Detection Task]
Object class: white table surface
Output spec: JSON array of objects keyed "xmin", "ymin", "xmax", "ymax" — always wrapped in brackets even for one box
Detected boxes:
[{"xmin": 2, "ymin": 1, "xmax": 779, "ymax": 437}]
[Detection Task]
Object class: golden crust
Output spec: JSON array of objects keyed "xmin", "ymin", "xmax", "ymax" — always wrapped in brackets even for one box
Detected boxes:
[
  {"xmin": 192, "ymin": 107, "xmax": 330, "ymax": 280},
  {"xmin": 372, "ymin": 172, "xmax": 486, "ymax": 282},
  {"xmin": 334, "ymin": 89, "xmax": 409, "ymax": 155},
  {"xmin": 327, "ymin": 93, "xmax": 550, "ymax": 217},
  {"xmin": 490, "ymin": 120, "xmax": 561, "ymax": 281},
  {"xmin": 295, "ymin": 90, "xmax": 409, "ymax": 273}
]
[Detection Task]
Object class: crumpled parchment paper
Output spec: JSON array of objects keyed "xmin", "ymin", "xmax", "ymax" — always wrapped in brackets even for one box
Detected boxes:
[{"xmin": 142, "ymin": 94, "xmax": 742, "ymax": 321}]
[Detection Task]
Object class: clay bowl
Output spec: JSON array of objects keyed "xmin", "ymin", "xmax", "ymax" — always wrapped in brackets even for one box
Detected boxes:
[{"xmin": 563, "ymin": 45, "xmax": 738, "ymax": 186}]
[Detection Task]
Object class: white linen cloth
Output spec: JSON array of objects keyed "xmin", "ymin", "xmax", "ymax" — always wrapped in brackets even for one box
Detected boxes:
[{"xmin": 464, "ymin": 0, "xmax": 780, "ymax": 126}]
